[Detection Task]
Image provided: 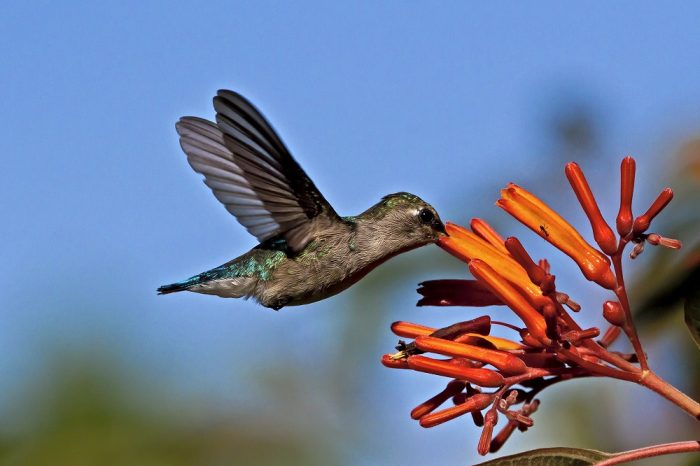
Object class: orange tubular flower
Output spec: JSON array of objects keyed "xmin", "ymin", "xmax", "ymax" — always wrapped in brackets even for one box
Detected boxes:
[
  {"xmin": 470, "ymin": 218, "xmax": 509, "ymax": 253},
  {"xmin": 410, "ymin": 380, "xmax": 466, "ymax": 420},
  {"xmin": 497, "ymin": 183, "xmax": 616, "ymax": 290},
  {"xmin": 439, "ymin": 222, "xmax": 546, "ymax": 302},
  {"xmin": 407, "ymin": 355, "xmax": 505, "ymax": 387},
  {"xmin": 414, "ymin": 335, "xmax": 527, "ymax": 375},
  {"xmin": 468, "ymin": 260, "xmax": 551, "ymax": 345},
  {"xmin": 418, "ymin": 393, "xmax": 494, "ymax": 428},
  {"xmin": 565, "ymin": 162, "xmax": 618, "ymax": 255}
]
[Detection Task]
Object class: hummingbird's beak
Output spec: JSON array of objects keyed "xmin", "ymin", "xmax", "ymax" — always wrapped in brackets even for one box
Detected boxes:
[{"xmin": 434, "ymin": 220, "xmax": 448, "ymax": 236}]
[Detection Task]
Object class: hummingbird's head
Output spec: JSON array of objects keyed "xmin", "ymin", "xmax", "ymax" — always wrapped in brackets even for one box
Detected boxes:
[{"xmin": 370, "ymin": 192, "xmax": 447, "ymax": 246}]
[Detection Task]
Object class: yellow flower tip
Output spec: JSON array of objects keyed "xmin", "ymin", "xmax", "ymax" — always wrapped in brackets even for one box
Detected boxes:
[
  {"xmin": 468, "ymin": 259, "xmax": 550, "ymax": 345},
  {"xmin": 454, "ymin": 333, "xmax": 525, "ymax": 351}
]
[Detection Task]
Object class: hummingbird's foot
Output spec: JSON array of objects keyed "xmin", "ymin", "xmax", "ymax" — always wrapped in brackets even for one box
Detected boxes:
[{"xmin": 269, "ymin": 297, "xmax": 290, "ymax": 311}]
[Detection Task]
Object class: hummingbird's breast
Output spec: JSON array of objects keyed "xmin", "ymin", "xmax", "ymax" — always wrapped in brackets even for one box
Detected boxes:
[
  {"xmin": 255, "ymin": 221, "xmax": 421, "ymax": 308},
  {"xmin": 256, "ymin": 232, "xmax": 356, "ymax": 307}
]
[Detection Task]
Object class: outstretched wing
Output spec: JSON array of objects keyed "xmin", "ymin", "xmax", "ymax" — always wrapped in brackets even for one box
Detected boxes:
[{"xmin": 176, "ymin": 90, "xmax": 339, "ymax": 252}]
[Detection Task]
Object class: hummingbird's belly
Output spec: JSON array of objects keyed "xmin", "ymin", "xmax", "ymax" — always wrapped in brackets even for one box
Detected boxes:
[{"xmin": 259, "ymin": 252, "xmax": 380, "ymax": 308}]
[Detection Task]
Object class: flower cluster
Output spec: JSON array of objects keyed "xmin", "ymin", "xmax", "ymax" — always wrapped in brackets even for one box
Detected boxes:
[{"xmin": 382, "ymin": 157, "xmax": 682, "ymax": 455}]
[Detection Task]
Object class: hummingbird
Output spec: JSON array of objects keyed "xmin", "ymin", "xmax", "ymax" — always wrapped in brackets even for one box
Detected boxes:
[{"xmin": 158, "ymin": 90, "xmax": 447, "ymax": 310}]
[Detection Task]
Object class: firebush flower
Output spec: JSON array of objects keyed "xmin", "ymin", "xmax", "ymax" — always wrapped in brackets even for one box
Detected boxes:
[
  {"xmin": 381, "ymin": 157, "xmax": 685, "ymax": 456},
  {"xmin": 497, "ymin": 183, "xmax": 616, "ymax": 289}
]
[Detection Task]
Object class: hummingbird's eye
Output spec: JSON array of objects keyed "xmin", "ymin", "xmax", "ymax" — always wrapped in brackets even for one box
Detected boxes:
[{"xmin": 418, "ymin": 208, "xmax": 434, "ymax": 224}]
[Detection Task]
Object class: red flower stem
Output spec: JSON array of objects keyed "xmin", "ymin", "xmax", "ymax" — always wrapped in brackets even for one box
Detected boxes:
[
  {"xmin": 490, "ymin": 320, "xmax": 523, "ymax": 332},
  {"xmin": 598, "ymin": 324, "xmax": 622, "ymax": 347},
  {"xmin": 550, "ymin": 301, "xmax": 630, "ymax": 371},
  {"xmin": 556, "ymin": 348, "xmax": 639, "ymax": 382},
  {"xmin": 501, "ymin": 366, "xmax": 591, "ymax": 388},
  {"xmin": 595, "ymin": 440, "xmax": 700, "ymax": 466},
  {"xmin": 611, "ymin": 243, "xmax": 649, "ymax": 371},
  {"xmin": 545, "ymin": 299, "xmax": 639, "ymax": 373},
  {"xmin": 638, "ymin": 371, "xmax": 700, "ymax": 420},
  {"xmin": 579, "ymin": 344, "xmax": 640, "ymax": 373}
]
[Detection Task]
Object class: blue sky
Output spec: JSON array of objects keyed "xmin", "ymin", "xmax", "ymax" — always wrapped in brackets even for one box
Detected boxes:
[{"xmin": 2, "ymin": 2, "xmax": 700, "ymax": 464}]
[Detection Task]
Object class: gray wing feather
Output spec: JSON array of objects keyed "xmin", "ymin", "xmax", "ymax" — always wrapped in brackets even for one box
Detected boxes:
[{"xmin": 176, "ymin": 91, "xmax": 338, "ymax": 251}]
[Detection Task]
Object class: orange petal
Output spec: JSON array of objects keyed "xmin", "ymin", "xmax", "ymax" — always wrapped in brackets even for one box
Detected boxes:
[
  {"xmin": 407, "ymin": 355, "xmax": 505, "ymax": 387},
  {"xmin": 468, "ymin": 260, "xmax": 551, "ymax": 345},
  {"xmin": 497, "ymin": 183, "xmax": 616, "ymax": 290},
  {"xmin": 390, "ymin": 321, "xmax": 435, "ymax": 338},
  {"xmin": 414, "ymin": 335, "xmax": 527, "ymax": 375},
  {"xmin": 470, "ymin": 218, "xmax": 508, "ymax": 253},
  {"xmin": 440, "ymin": 223, "xmax": 544, "ymax": 300}
]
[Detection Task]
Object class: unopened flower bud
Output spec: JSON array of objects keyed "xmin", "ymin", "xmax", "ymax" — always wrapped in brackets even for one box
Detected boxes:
[
  {"xmin": 556, "ymin": 292, "xmax": 581, "ymax": 312},
  {"xmin": 418, "ymin": 393, "xmax": 493, "ymax": 428},
  {"xmin": 478, "ymin": 410, "xmax": 498, "ymax": 455},
  {"xmin": 565, "ymin": 162, "xmax": 618, "ymax": 255},
  {"xmin": 616, "ymin": 157, "xmax": 636, "ymax": 236},
  {"xmin": 633, "ymin": 188, "xmax": 673, "ymax": 235},
  {"xmin": 603, "ymin": 300, "xmax": 625, "ymax": 326},
  {"xmin": 504, "ymin": 237, "xmax": 546, "ymax": 285},
  {"xmin": 630, "ymin": 241, "xmax": 645, "ymax": 259},
  {"xmin": 410, "ymin": 380, "xmax": 465, "ymax": 420},
  {"xmin": 646, "ymin": 234, "xmax": 682, "ymax": 249}
]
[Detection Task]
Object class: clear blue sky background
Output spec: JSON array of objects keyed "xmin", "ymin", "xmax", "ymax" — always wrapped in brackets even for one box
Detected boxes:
[{"xmin": 2, "ymin": 2, "xmax": 700, "ymax": 464}]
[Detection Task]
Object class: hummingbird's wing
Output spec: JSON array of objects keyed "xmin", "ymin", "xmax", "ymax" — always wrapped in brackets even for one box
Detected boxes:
[{"xmin": 176, "ymin": 90, "xmax": 339, "ymax": 252}]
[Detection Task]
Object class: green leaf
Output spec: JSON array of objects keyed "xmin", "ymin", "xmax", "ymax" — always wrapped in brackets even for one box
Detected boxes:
[
  {"xmin": 685, "ymin": 285, "xmax": 700, "ymax": 349},
  {"xmin": 475, "ymin": 447, "xmax": 612, "ymax": 466}
]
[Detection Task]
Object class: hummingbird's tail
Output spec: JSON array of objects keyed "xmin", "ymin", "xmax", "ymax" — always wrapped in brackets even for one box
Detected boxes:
[
  {"xmin": 157, "ymin": 281, "xmax": 190, "ymax": 295},
  {"xmin": 157, "ymin": 265, "xmax": 259, "ymax": 298}
]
